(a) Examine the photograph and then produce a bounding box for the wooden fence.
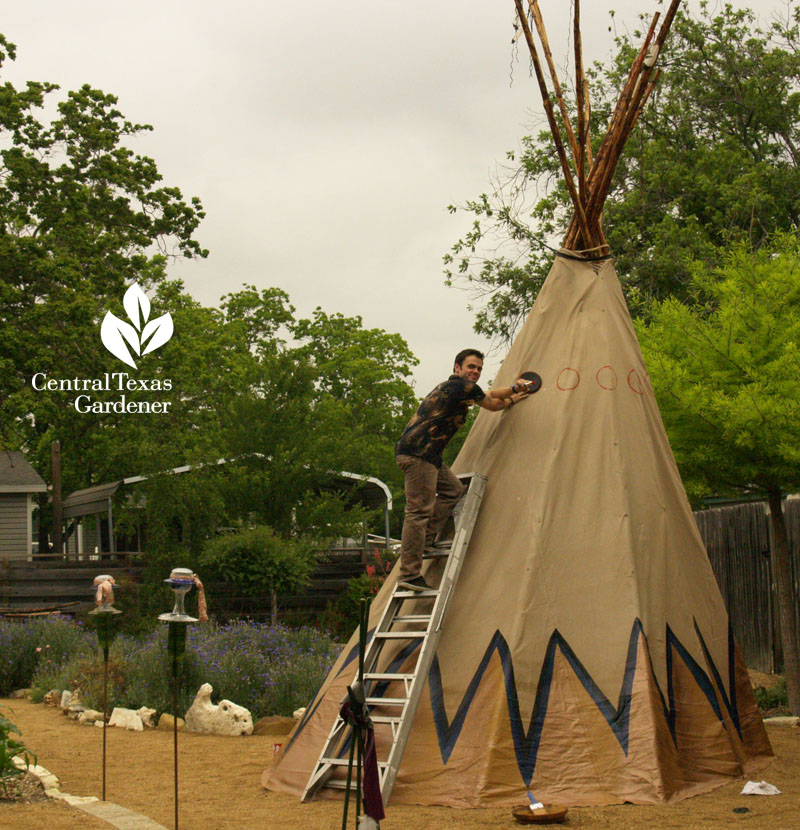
[0,551,376,621]
[694,497,800,674]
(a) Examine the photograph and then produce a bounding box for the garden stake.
[88,574,121,801]
[159,568,198,830]
[340,598,373,830]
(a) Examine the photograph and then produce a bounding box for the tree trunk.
[767,489,800,714]
[38,492,49,556]
[51,440,62,557]
[270,590,278,626]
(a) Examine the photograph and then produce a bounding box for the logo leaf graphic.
[140,313,174,356]
[123,283,150,332]
[100,283,174,367]
[101,312,141,368]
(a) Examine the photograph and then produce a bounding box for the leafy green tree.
[636,233,800,713]
[291,308,419,481]
[200,526,316,624]
[0,34,207,499]
[446,3,800,340]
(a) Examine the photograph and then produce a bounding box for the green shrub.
[201,526,316,622]
[0,707,36,794]
[753,678,789,712]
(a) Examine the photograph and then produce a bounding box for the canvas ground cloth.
[263,254,772,806]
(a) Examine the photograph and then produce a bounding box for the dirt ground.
[1,697,799,830]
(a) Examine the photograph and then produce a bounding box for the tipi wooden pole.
[573,0,588,199]
[655,0,682,49]
[587,12,658,185]
[527,0,582,172]
[562,13,660,249]
[569,0,682,250]
[582,21,667,231]
[630,70,661,132]
[588,71,660,246]
[513,0,595,248]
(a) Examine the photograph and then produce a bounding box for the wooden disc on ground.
[511,804,569,824]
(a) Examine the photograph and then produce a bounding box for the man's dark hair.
[454,348,484,368]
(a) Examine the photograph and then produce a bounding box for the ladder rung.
[321,758,388,768]
[422,551,450,559]
[374,631,426,639]
[394,589,438,598]
[364,672,415,681]
[371,715,403,724]
[393,614,431,623]
[366,697,407,706]
[326,779,364,791]
[321,765,385,790]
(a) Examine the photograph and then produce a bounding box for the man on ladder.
[395,348,534,592]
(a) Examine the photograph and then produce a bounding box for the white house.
[0,451,47,560]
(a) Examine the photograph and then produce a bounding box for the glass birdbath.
[159,568,198,830]
[88,574,121,801]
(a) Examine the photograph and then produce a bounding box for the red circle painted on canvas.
[557,368,580,391]
[627,369,644,395]
[596,365,618,390]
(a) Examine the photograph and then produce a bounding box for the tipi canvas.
[263,0,772,807]
[263,253,771,806]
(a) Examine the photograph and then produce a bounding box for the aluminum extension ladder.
[302,473,487,806]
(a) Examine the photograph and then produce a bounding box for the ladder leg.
[341,730,356,830]
[355,725,363,825]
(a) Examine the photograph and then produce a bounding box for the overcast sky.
[2,0,782,395]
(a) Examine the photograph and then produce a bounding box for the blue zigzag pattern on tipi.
[425,618,741,785]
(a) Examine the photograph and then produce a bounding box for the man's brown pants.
[396,454,465,580]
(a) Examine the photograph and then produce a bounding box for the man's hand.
[513,377,536,395]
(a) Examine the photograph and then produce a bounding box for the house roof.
[62,481,123,518]
[62,458,393,519]
[0,451,47,493]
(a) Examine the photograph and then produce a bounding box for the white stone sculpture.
[137,707,157,728]
[108,707,144,731]
[184,683,253,736]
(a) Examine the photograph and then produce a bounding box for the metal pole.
[102,648,108,800]
[172,669,179,830]
[90,576,120,803]
[159,569,198,830]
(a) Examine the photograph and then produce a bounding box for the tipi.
[264,0,772,806]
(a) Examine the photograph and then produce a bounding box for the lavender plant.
[3,617,341,720]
